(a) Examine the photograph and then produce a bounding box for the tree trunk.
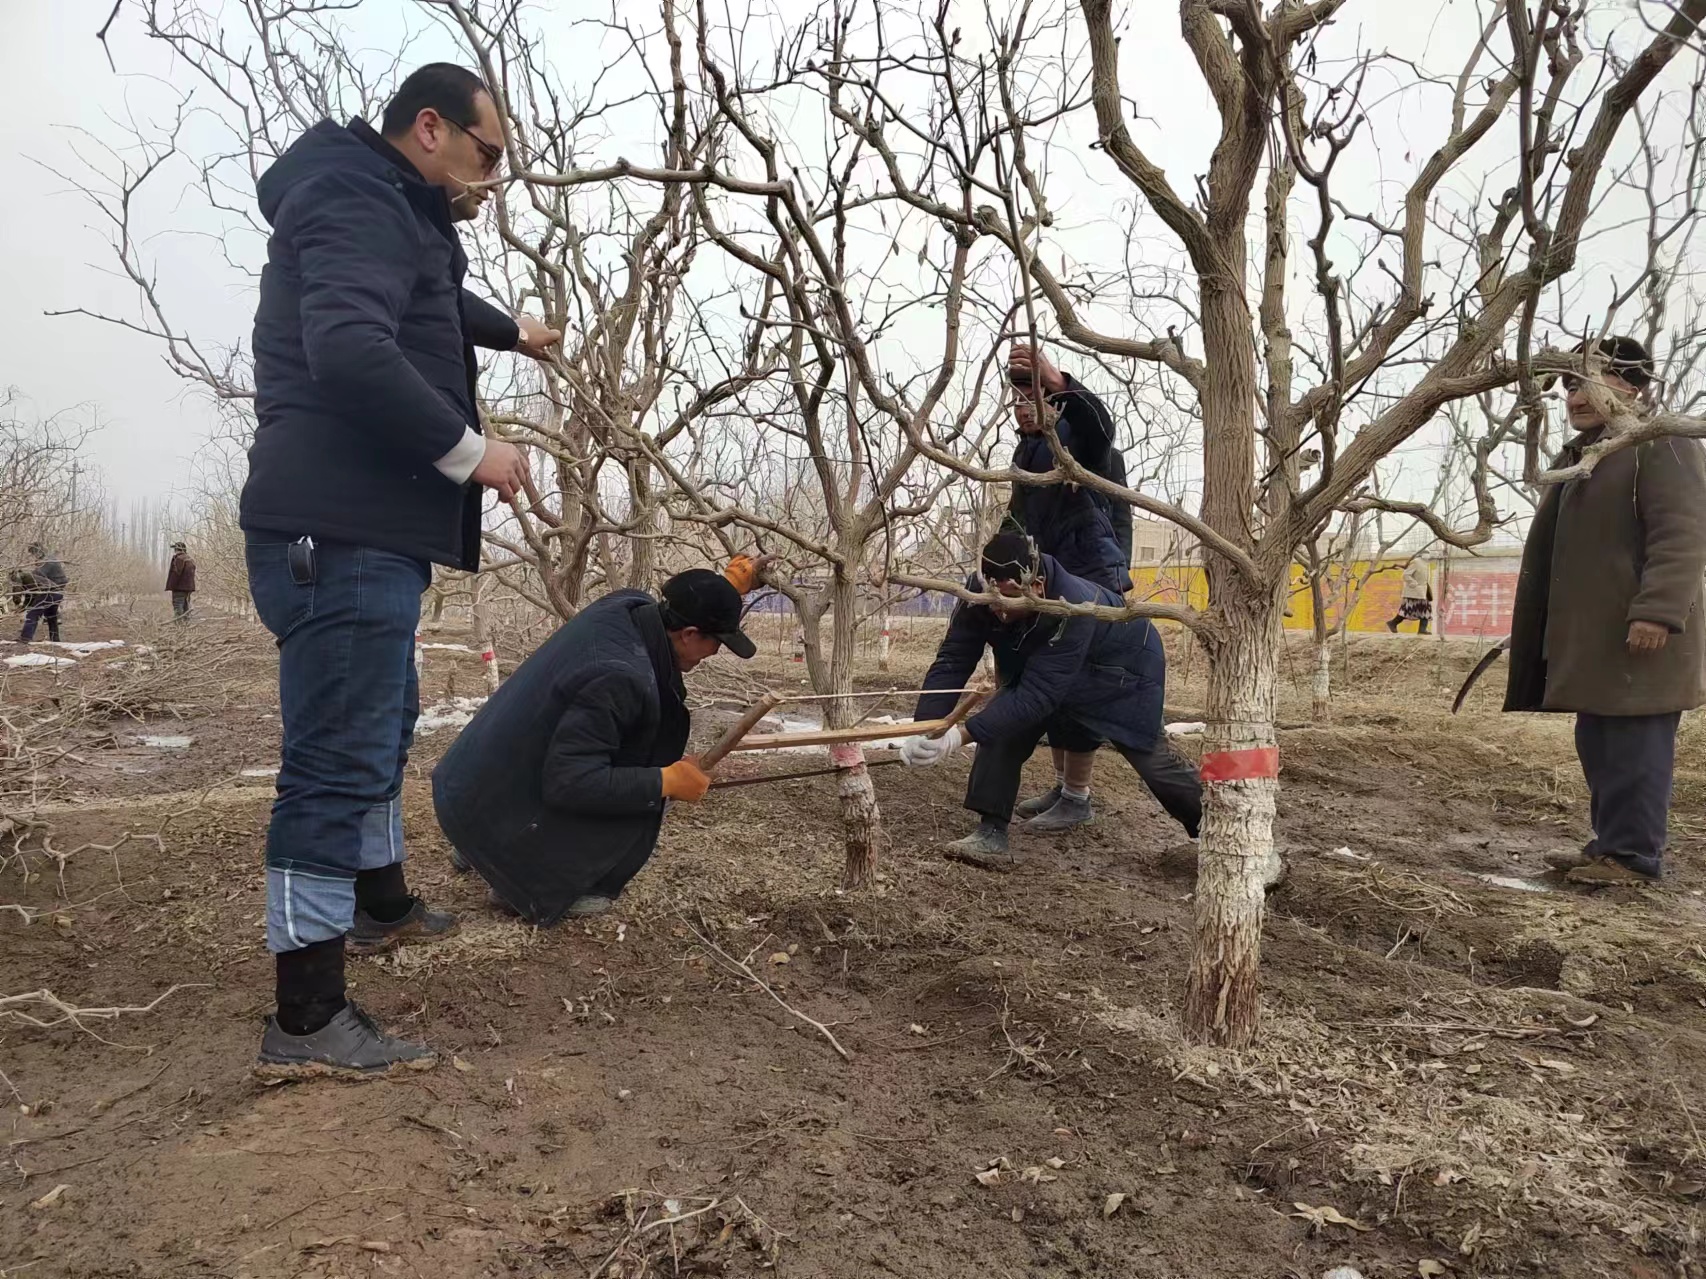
[877,606,892,672]
[472,596,501,695]
[1308,570,1331,724]
[1183,589,1284,1048]
[1311,636,1331,725]
[826,569,883,890]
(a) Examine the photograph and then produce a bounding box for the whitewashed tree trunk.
[877,607,892,672]
[1311,638,1332,726]
[471,597,501,694]
[1183,591,1284,1048]
[826,570,883,889]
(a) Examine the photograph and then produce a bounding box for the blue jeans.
[246,535,429,952]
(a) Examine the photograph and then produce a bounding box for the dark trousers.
[966,718,1202,837]
[172,591,192,619]
[246,535,429,952]
[1574,711,1680,877]
[19,593,61,642]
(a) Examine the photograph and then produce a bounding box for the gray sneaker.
[566,895,615,918]
[348,898,460,956]
[1014,784,1063,820]
[1025,793,1093,834]
[944,822,1020,872]
[254,1002,438,1081]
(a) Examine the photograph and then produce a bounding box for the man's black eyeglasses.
[444,117,504,175]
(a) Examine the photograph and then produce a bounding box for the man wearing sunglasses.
[1505,335,1706,886]
[245,63,562,1079]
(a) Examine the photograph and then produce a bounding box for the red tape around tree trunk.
[1198,746,1280,782]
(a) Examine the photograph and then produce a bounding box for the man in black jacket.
[1005,343,1134,836]
[247,64,562,1080]
[16,543,67,643]
[433,563,760,924]
[901,532,1200,871]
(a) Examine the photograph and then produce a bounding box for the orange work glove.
[723,554,760,594]
[660,758,711,802]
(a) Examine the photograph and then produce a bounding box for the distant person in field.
[16,543,67,643]
[1385,558,1432,635]
[433,557,765,923]
[1505,336,1706,886]
[165,541,196,621]
[1004,342,1134,837]
[900,531,1200,871]
[244,63,562,1080]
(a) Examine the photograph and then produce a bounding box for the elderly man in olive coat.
[1505,336,1706,884]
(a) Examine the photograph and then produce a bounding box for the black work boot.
[944,820,1019,871]
[1025,793,1093,834]
[1014,784,1063,820]
[566,895,615,918]
[255,1001,438,1080]
[348,897,460,955]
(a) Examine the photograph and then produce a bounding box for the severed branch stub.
[698,693,784,771]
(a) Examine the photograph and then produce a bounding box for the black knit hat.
[1547,334,1654,390]
[980,530,1041,585]
[660,569,757,659]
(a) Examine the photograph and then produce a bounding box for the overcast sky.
[1,0,1693,527]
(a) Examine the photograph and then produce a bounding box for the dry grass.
[1094,988,1696,1256]
[377,919,540,978]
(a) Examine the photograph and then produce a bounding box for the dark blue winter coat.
[432,591,690,926]
[246,118,521,569]
[1010,374,1131,591]
[914,555,1166,751]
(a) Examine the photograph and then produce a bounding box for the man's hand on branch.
[900,724,966,767]
[1008,342,1066,396]
[1628,620,1670,654]
[515,315,563,362]
[472,438,530,503]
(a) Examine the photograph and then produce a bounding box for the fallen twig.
[0,983,207,1045]
[683,918,851,1061]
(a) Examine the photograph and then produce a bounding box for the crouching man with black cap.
[901,531,1201,871]
[430,558,763,924]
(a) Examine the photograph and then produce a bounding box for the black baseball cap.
[660,569,757,659]
[981,529,1041,584]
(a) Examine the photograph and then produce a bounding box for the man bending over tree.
[899,531,1200,871]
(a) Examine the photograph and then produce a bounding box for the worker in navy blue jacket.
[901,531,1201,871]
[246,64,563,1081]
[1005,343,1136,837]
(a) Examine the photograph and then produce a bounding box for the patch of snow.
[415,696,488,734]
[1324,846,1372,864]
[1477,873,1552,894]
[5,653,76,668]
[241,766,280,778]
[1165,721,1207,736]
[419,642,473,653]
[45,640,125,654]
[139,735,194,749]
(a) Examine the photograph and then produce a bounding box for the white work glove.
[900,724,965,767]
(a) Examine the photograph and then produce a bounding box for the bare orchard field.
[3,606,1705,1279]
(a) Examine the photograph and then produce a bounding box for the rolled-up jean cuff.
[356,795,406,870]
[267,867,356,952]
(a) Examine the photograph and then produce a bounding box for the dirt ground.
[3,606,1705,1279]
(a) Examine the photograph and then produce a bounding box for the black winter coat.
[432,591,691,925]
[246,118,520,569]
[1009,375,1131,591]
[915,555,1166,751]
